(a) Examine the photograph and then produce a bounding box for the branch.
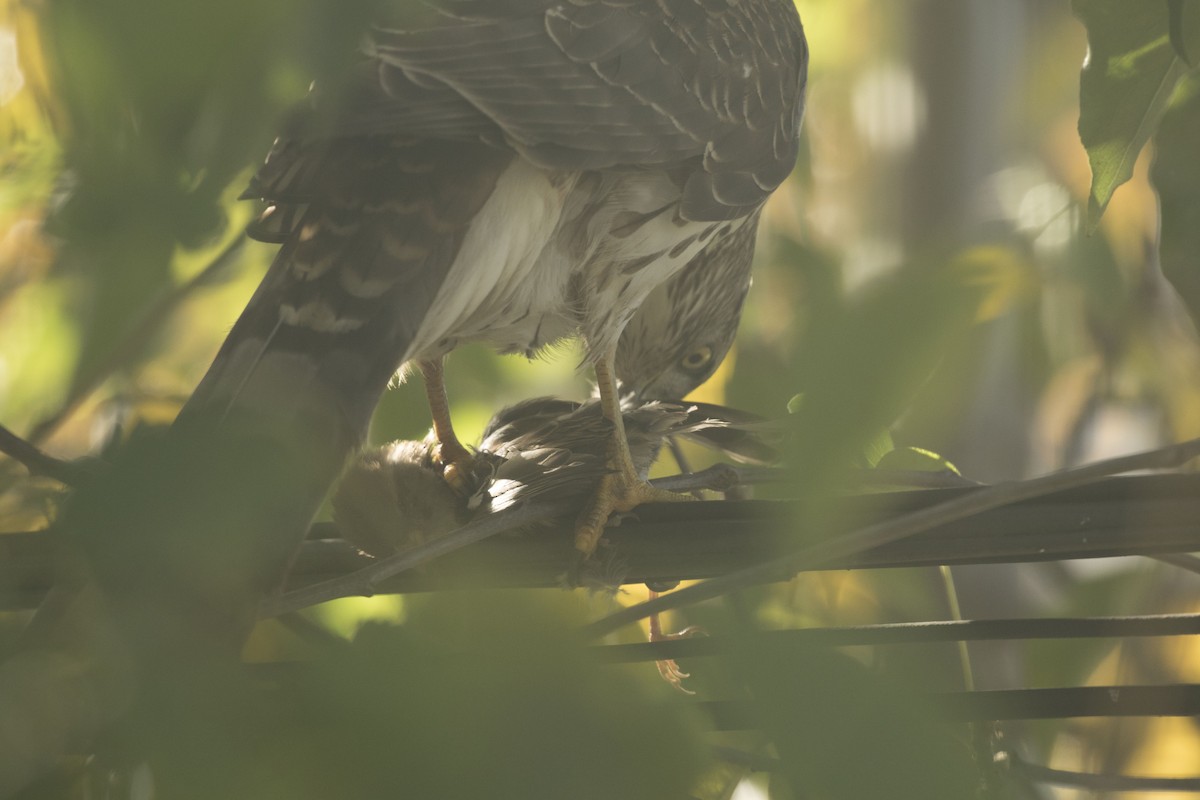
[0,423,85,485]
[700,684,1200,727]
[583,438,1200,639]
[589,614,1200,664]
[262,464,762,616]
[1007,752,1200,792]
[260,502,565,617]
[7,473,1200,614]
[258,471,1200,616]
[1155,552,1200,575]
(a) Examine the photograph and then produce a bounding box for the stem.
[0,423,85,485]
[583,438,1200,639]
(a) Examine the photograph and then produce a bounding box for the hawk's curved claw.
[438,447,496,507]
[657,658,693,693]
[573,472,693,562]
[573,349,697,566]
[651,623,708,695]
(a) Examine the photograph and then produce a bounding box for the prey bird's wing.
[674,401,784,466]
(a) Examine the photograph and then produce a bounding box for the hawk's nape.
[616,212,762,402]
[162,0,806,634]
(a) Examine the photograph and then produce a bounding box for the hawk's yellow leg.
[418,358,479,494]
[573,350,695,561]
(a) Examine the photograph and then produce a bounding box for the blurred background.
[2,0,1200,798]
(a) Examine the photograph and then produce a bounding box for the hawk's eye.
[680,346,714,373]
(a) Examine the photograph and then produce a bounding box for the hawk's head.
[616,215,759,401]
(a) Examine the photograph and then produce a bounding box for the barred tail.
[164,136,509,623]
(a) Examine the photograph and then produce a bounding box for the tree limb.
[583,438,1200,639]
[0,424,86,485]
[6,473,1200,614]
[700,684,1200,727]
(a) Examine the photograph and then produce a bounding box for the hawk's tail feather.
[167,136,511,616]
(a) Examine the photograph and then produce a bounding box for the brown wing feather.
[359,0,807,220]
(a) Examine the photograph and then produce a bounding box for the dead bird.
[333,397,775,558]
[334,396,774,693]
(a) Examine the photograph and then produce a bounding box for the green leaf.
[1152,79,1200,326]
[729,622,979,800]
[784,257,984,502]
[1073,0,1199,228]
[859,428,895,469]
[875,445,961,475]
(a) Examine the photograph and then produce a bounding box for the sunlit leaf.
[859,427,894,468]
[1073,0,1200,227]
[875,444,960,475]
[1152,79,1200,327]
[786,259,983,503]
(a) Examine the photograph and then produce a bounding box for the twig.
[849,469,982,490]
[700,684,1200,727]
[1008,751,1200,791]
[1155,552,1200,576]
[938,566,974,691]
[651,465,983,492]
[583,438,1200,639]
[666,435,705,499]
[0,423,85,485]
[589,614,1200,663]
[260,501,565,617]
[647,464,743,493]
[8,473,1200,612]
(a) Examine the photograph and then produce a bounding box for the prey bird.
[334,395,777,691]
[334,395,776,558]
[181,0,808,578]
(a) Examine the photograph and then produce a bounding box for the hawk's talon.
[573,472,693,561]
[649,594,707,694]
[441,458,470,494]
[652,626,707,693]
[434,446,496,503]
[657,659,694,694]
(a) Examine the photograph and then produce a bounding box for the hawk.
[183,0,808,567]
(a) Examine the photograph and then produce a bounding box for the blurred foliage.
[1074,0,1200,226]
[131,593,707,800]
[3,0,1200,798]
[1154,76,1200,325]
[725,598,979,800]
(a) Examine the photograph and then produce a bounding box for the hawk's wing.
[313,0,806,221]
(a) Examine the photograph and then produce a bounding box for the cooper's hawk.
[182,0,808,570]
